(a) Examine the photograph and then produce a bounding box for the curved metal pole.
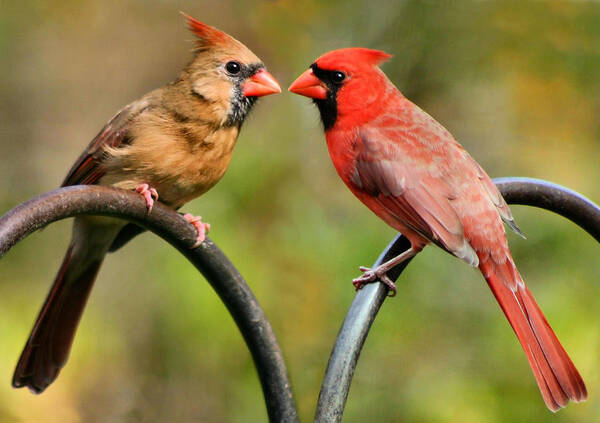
[0,185,299,423]
[494,177,600,242]
[314,177,600,422]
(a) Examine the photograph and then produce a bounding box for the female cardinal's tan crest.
[183,13,241,51]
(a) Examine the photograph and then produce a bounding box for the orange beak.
[288,68,328,100]
[242,69,281,97]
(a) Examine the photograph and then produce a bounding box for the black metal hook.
[0,185,300,423]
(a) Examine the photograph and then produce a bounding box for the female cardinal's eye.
[225,61,242,75]
[331,71,346,83]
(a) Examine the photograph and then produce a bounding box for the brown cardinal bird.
[289,48,586,411]
[12,15,280,393]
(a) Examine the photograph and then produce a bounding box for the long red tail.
[12,244,103,393]
[479,255,587,411]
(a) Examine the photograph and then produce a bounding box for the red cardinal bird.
[289,48,586,411]
[12,15,280,394]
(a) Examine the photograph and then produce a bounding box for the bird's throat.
[313,94,338,131]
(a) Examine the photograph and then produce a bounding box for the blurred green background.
[1,0,600,421]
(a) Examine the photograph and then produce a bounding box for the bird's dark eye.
[331,71,346,84]
[225,61,242,75]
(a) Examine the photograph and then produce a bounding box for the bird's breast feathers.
[100,114,239,207]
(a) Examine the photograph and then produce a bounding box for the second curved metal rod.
[0,185,299,423]
[314,177,600,422]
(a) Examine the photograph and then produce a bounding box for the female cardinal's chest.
[102,117,240,208]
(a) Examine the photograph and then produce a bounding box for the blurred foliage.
[1,0,600,421]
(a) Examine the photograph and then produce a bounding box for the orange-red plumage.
[289,47,586,411]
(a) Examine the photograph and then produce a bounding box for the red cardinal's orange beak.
[242,69,281,97]
[288,68,328,100]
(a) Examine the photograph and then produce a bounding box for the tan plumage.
[68,19,267,206]
[100,94,242,207]
[13,15,280,393]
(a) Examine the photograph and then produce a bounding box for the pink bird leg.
[352,247,417,296]
[135,183,159,213]
[183,213,211,247]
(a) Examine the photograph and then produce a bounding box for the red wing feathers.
[467,155,525,238]
[353,129,478,266]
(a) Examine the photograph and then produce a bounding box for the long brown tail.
[12,243,104,393]
[480,256,587,411]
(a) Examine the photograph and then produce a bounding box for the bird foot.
[135,183,159,213]
[352,266,397,297]
[183,214,210,248]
